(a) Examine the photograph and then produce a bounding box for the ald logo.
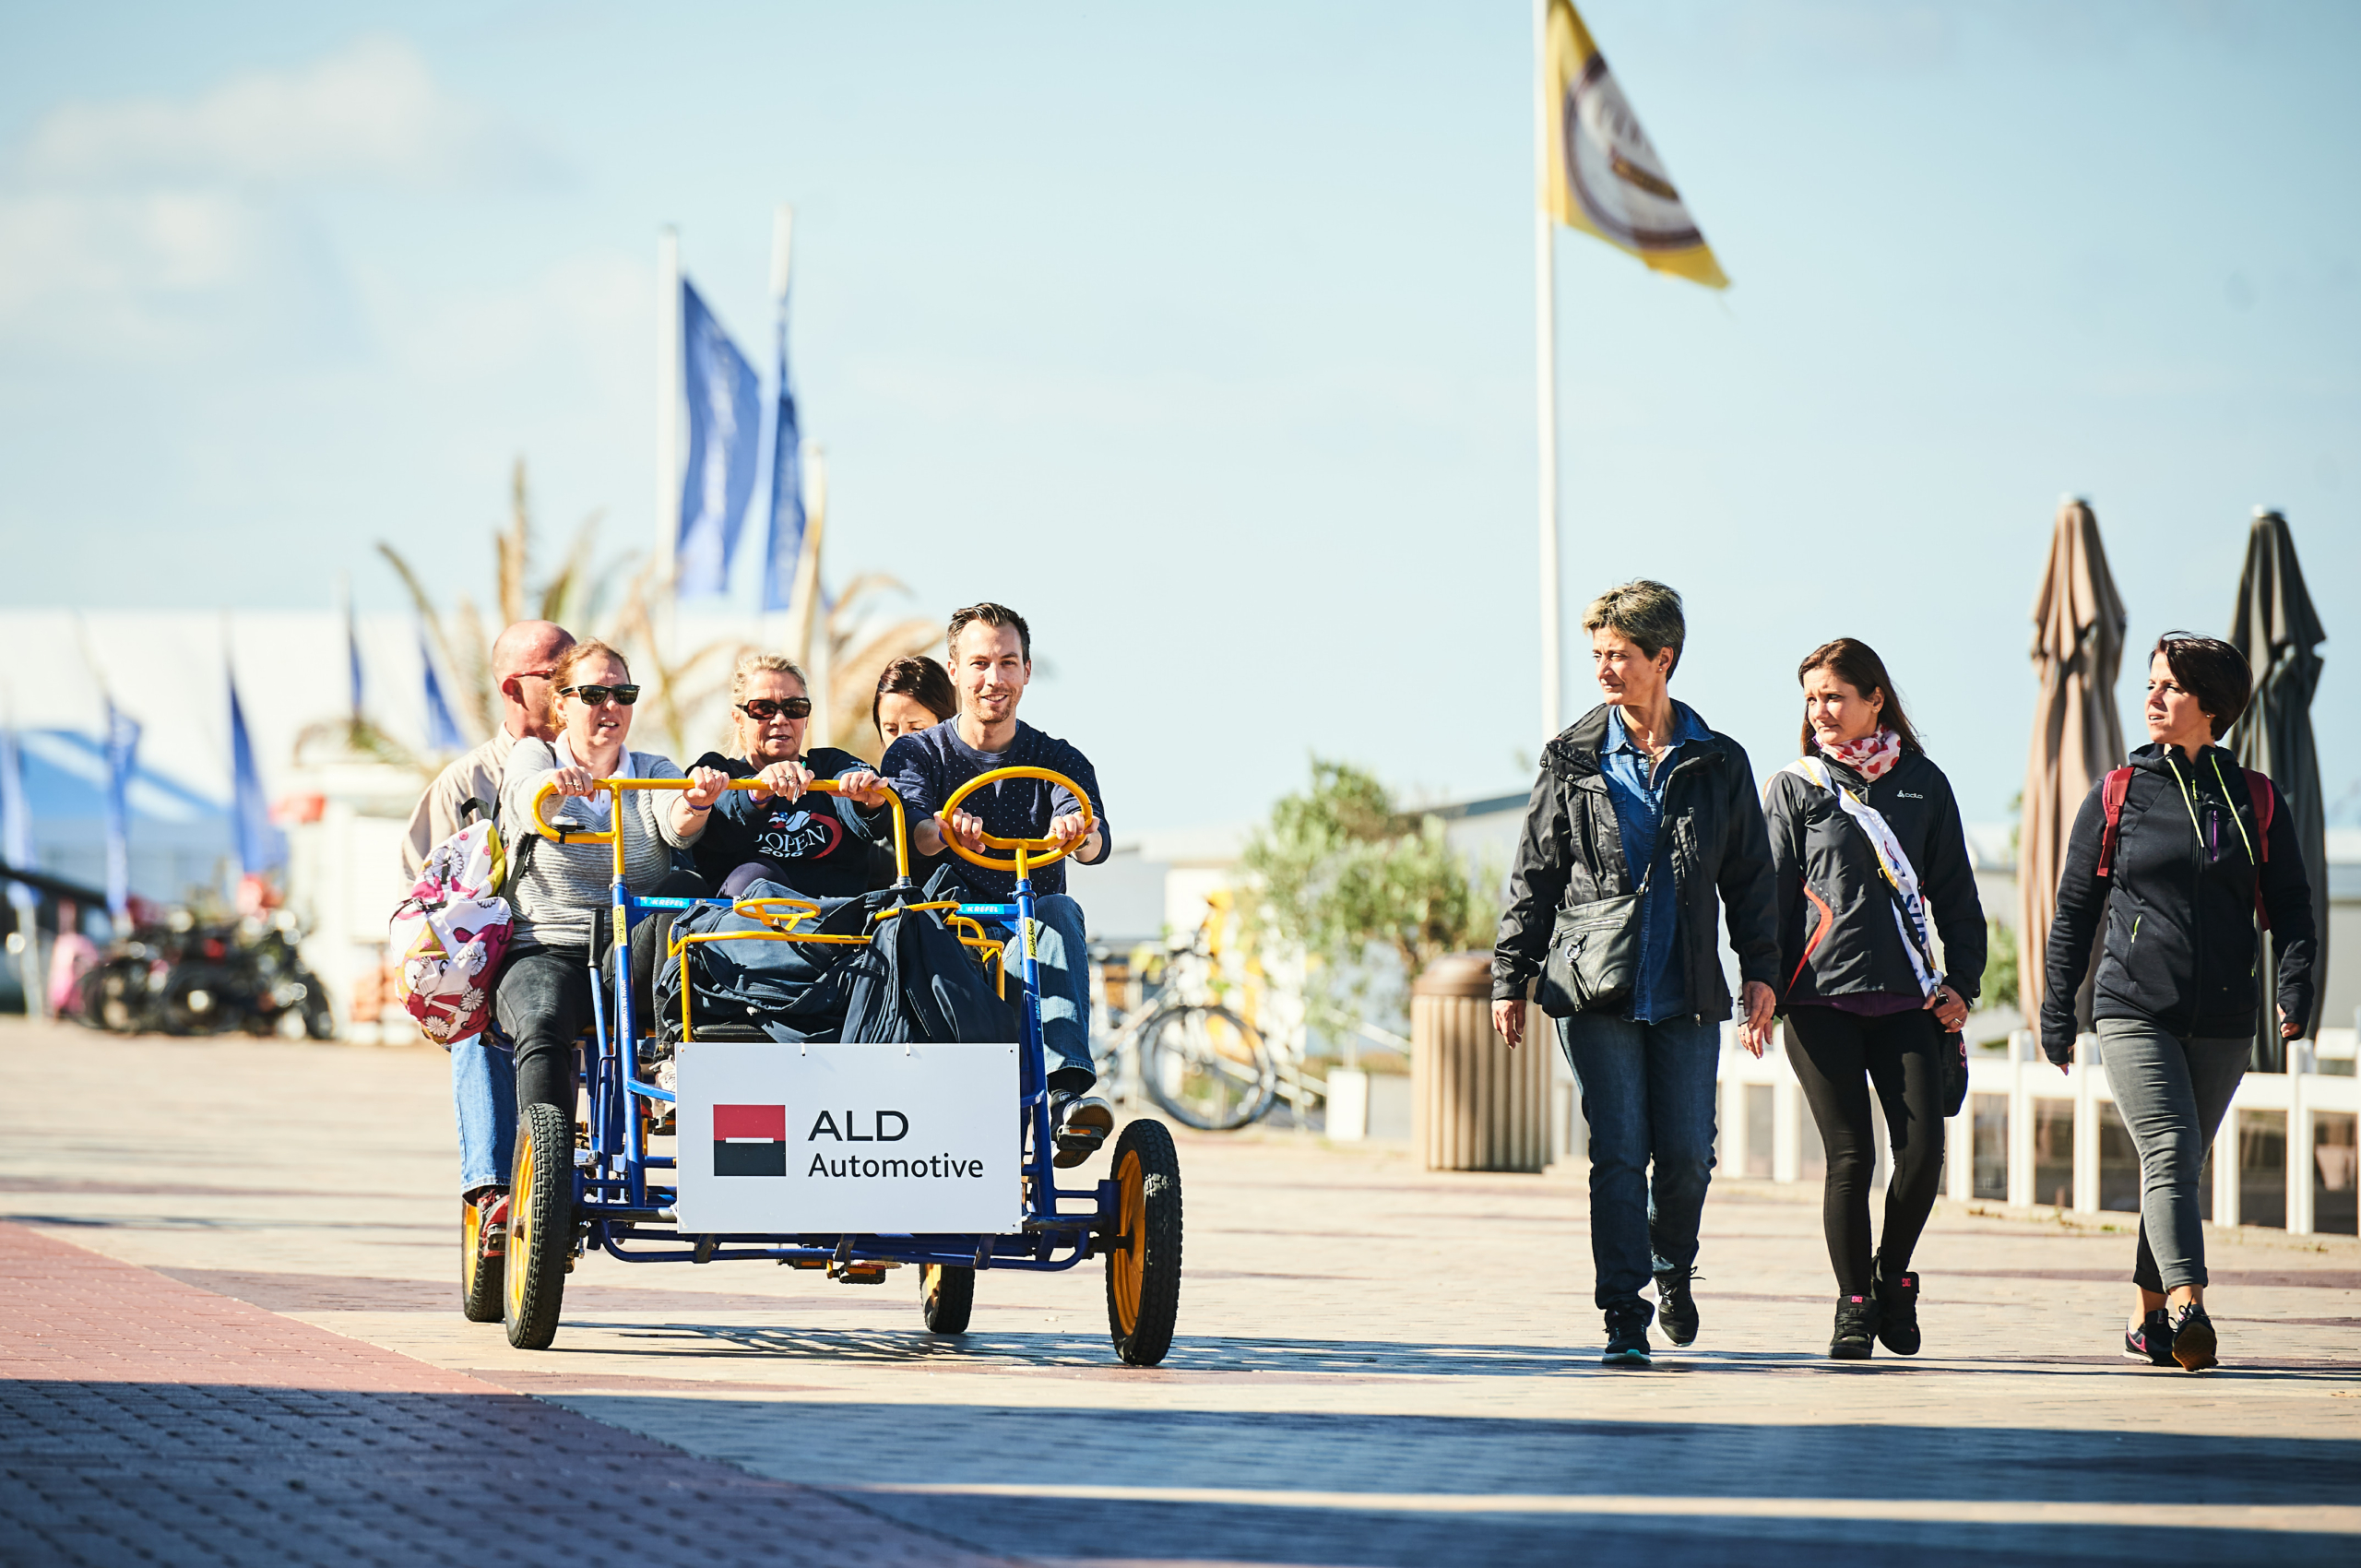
[713,1104,787,1177]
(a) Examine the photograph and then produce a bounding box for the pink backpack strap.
[2095,766,2134,878]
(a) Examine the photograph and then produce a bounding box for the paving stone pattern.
[2,1023,2356,1566]
[0,1221,1019,1568]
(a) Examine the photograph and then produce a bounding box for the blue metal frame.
[564,872,1117,1273]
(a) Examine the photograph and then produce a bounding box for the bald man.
[398,620,572,1234]
[400,620,575,874]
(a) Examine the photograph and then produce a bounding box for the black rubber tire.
[919,1263,975,1334]
[502,1101,572,1349]
[1141,1004,1276,1131]
[1104,1118,1182,1366]
[460,1196,504,1322]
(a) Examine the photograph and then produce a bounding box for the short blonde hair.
[729,651,808,706]
[1581,579,1686,677]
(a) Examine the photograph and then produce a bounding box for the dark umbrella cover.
[2226,507,2328,1072]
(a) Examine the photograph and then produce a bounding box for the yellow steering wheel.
[936,766,1095,876]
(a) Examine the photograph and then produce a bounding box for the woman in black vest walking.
[1764,639,1984,1360]
[2044,633,2316,1372]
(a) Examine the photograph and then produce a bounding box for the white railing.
[1700,1025,2360,1237]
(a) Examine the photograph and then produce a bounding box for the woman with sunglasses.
[496,640,727,1119]
[688,652,895,899]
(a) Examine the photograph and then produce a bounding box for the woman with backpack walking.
[1763,639,1984,1360]
[2044,633,2316,1372]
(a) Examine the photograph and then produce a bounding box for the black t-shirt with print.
[689,747,887,900]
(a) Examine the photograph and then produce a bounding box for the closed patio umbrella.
[2018,497,2128,1033]
[2227,506,2328,1072]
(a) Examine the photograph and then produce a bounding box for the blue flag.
[676,279,763,598]
[421,634,467,753]
[228,676,285,878]
[759,310,806,612]
[102,701,140,921]
[1,722,30,899]
[347,605,365,721]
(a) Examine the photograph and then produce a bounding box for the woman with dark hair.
[2045,632,2316,1372]
[1763,639,1984,1359]
[872,654,956,743]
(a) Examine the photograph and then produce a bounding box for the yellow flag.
[1541,0,1728,289]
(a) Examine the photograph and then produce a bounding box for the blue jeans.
[1002,894,1094,1087]
[450,1032,517,1194]
[1559,1012,1721,1318]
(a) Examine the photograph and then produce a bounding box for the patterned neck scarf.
[1821,726,1902,782]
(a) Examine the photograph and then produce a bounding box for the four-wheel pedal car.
[463,765,1182,1365]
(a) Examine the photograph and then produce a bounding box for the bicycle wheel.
[1141,1004,1275,1131]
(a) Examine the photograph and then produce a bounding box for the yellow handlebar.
[935,765,1096,877]
[528,773,912,885]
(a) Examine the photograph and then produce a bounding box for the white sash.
[1783,756,1942,997]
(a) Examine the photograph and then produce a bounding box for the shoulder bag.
[1785,758,1968,1116]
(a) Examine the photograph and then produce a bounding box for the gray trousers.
[2097,1016,2248,1292]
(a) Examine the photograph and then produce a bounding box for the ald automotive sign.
[674,1042,1021,1235]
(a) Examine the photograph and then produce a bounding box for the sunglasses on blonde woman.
[562,683,641,707]
[738,698,812,721]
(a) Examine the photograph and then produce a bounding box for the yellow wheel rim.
[462,1199,481,1294]
[1110,1148,1144,1336]
[504,1131,534,1324]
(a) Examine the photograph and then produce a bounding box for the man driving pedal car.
[883,601,1114,1168]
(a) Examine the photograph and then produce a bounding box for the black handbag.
[1940,1028,1969,1118]
[1536,865,1653,1019]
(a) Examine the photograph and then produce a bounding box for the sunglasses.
[738,697,813,721]
[562,683,641,707]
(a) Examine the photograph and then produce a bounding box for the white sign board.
[672,1041,1024,1237]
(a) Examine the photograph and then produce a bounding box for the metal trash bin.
[1412,952,1550,1172]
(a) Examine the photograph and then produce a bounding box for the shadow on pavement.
[547,1396,2361,1567]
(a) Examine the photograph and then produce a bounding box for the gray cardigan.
[500,739,702,948]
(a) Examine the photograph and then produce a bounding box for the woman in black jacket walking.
[1492,580,1781,1367]
[1764,639,1984,1360]
[2045,633,2316,1372]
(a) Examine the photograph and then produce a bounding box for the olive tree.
[1236,759,1497,1051]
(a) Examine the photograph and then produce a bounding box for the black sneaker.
[1653,1267,1699,1348]
[1874,1263,1921,1356]
[1602,1307,1653,1367]
[1050,1092,1114,1169]
[1830,1293,1879,1360]
[2168,1302,2218,1372]
[2124,1308,2175,1366]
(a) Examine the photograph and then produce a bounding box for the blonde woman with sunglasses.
[687,652,895,900]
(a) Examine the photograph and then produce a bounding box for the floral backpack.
[390,802,513,1043]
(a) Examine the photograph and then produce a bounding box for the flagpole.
[763,205,796,650]
[1533,0,1562,741]
[655,226,682,660]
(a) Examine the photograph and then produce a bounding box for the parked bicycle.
[1094,925,1277,1132]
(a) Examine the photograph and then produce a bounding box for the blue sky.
[2,1,2355,830]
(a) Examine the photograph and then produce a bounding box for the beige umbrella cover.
[2018,497,2129,1028]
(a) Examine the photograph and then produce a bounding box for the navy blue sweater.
[879,719,1109,902]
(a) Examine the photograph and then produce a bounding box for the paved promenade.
[3,1019,2355,1565]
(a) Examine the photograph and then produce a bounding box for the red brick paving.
[0,1221,1026,1567]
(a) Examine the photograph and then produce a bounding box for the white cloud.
[16,34,549,190]
[0,35,546,363]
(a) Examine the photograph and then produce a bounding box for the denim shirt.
[1599,702,1713,1023]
